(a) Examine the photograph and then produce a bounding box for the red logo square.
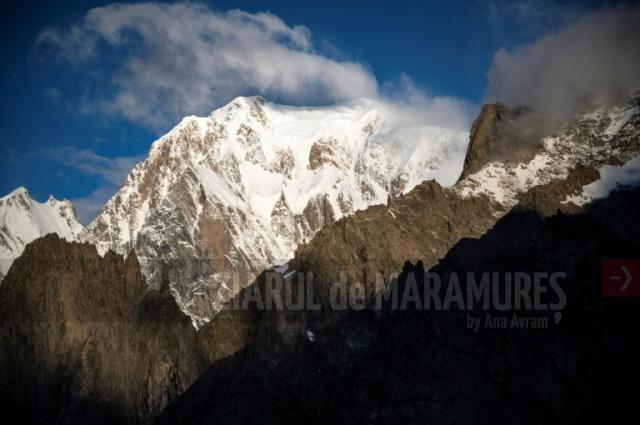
[602,259,640,297]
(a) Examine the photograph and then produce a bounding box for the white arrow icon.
[609,265,632,290]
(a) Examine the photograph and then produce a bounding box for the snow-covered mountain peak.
[84,96,469,324]
[0,188,83,280]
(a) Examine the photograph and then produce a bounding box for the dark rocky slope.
[156,187,640,425]
[0,235,254,424]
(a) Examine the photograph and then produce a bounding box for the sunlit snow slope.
[83,96,469,324]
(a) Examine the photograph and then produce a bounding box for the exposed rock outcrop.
[301,194,336,237]
[308,138,347,170]
[459,103,512,180]
[458,103,552,180]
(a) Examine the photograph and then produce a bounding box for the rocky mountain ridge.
[150,93,640,424]
[1,92,638,424]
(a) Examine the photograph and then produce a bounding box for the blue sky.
[0,0,626,222]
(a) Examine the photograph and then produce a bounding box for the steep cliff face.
[458,103,562,181]
[459,102,512,180]
[0,234,253,425]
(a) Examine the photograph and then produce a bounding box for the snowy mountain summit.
[83,96,469,324]
[0,187,83,280]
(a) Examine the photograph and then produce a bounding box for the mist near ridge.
[486,4,640,118]
[475,4,640,166]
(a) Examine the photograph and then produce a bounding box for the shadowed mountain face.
[155,188,640,425]
[290,179,500,298]
[0,235,255,425]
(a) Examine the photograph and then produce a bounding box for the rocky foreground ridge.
[0,235,253,424]
[157,186,640,425]
[160,91,640,424]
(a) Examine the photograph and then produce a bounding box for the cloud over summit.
[37,2,379,131]
[34,2,478,223]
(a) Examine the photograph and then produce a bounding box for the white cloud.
[382,74,476,131]
[37,2,476,134]
[36,2,378,131]
[486,4,640,117]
